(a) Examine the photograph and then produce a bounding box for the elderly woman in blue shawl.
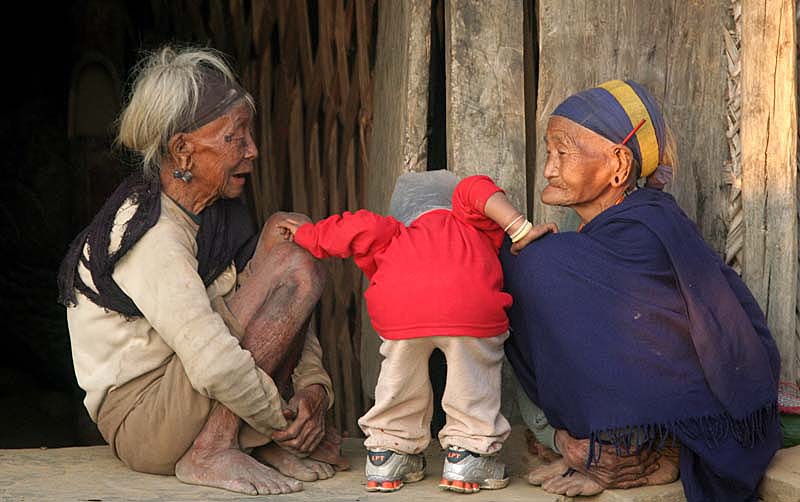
[502,80,781,501]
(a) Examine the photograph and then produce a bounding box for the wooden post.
[444,0,527,209]
[361,0,431,399]
[366,0,431,214]
[741,0,798,382]
[443,0,526,421]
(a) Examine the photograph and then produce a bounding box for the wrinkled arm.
[113,226,287,436]
[271,322,333,454]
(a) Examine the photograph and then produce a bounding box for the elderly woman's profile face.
[541,116,620,208]
[185,101,258,201]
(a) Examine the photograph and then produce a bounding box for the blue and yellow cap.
[551,79,665,178]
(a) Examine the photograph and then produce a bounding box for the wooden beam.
[444,0,526,210]
[366,0,431,214]
[361,0,431,399]
[741,0,798,382]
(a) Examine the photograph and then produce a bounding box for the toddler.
[277,171,556,493]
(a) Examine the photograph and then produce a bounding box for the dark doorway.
[0,0,253,448]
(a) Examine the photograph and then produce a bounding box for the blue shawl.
[502,188,781,501]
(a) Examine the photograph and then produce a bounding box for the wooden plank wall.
[741,0,797,383]
[148,0,378,434]
[532,0,798,383]
[532,0,730,252]
[444,0,527,208]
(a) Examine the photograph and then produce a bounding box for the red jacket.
[294,175,511,340]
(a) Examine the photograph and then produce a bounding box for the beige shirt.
[67,194,333,437]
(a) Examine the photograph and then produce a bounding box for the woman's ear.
[610,145,633,187]
[167,133,194,170]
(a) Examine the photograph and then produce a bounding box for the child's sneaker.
[365,449,426,492]
[439,446,509,493]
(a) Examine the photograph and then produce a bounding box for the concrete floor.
[1,425,798,502]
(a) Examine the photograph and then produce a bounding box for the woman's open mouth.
[231,172,250,182]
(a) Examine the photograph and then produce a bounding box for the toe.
[542,476,569,494]
[319,461,335,479]
[308,460,334,479]
[294,466,319,482]
[260,480,283,495]
[565,481,583,497]
[229,478,258,496]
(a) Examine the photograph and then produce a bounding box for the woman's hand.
[554,429,661,488]
[511,222,558,255]
[272,384,328,455]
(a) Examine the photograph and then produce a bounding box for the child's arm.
[452,175,557,255]
[483,191,558,255]
[274,210,403,278]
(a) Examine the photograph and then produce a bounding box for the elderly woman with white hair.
[58,45,345,495]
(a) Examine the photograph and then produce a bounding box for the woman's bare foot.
[528,458,604,497]
[541,468,604,497]
[254,443,335,481]
[529,448,679,495]
[307,425,350,470]
[175,446,303,495]
[527,458,569,485]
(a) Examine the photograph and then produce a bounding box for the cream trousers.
[359,333,511,455]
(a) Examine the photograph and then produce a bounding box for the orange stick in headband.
[621,118,646,145]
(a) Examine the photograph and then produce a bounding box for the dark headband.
[178,65,246,133]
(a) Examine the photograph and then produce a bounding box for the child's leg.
[359,337,436,454]
[437,333,511,454]
[434,333,511,493]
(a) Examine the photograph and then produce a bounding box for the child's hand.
[511,222,558,255]
[274,214,310,242]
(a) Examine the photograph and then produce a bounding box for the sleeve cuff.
[240,369,289,435]
[293,223,315,251]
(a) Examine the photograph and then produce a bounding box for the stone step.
[0,426,796,501]
[759,445,800,502]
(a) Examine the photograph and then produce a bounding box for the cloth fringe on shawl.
[586,394,778,467]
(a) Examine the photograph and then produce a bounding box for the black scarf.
[57,174,256,318]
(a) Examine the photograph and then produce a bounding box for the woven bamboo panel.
[724,0,743,275]
[155,0,377,435]
[246,0,375,435]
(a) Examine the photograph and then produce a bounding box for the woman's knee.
[270,242,326,299]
